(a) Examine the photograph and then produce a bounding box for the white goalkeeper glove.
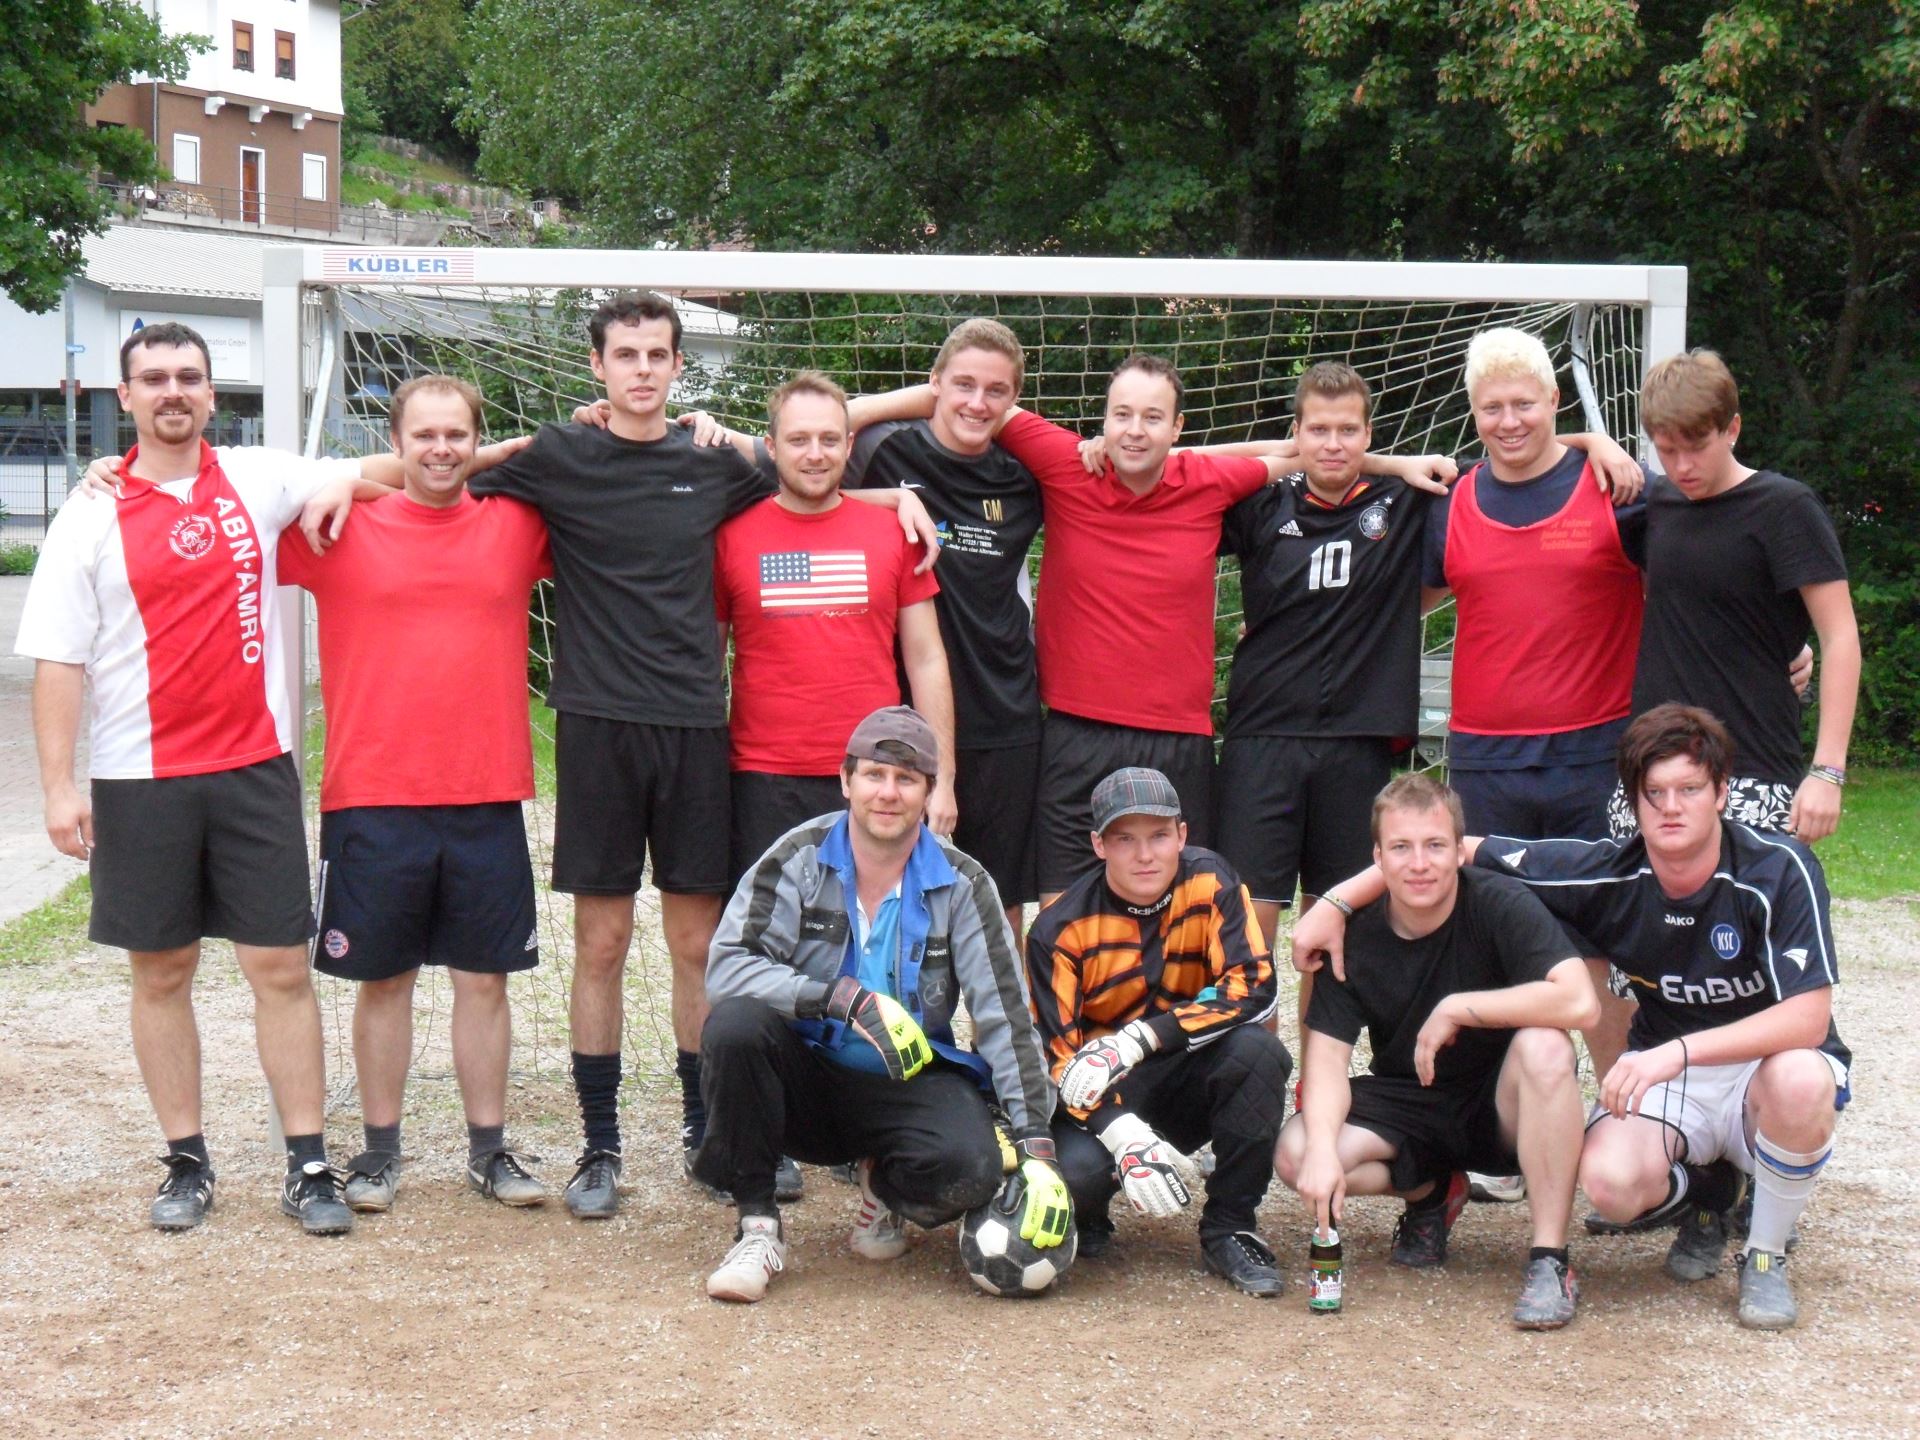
[1097,1111,1193,1218]
[1059,1019,1158,1111]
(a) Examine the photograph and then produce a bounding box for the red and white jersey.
[14,442,356,779]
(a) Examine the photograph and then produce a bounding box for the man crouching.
[693,706,1064,1302]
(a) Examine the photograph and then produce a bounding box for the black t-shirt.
[848,420,1043,747]
[470,421,772,725]
[1472,822,1848,1067]
[1221,474,1430,739]
[1305,866,1574,1084]
[1632,470,1847,786]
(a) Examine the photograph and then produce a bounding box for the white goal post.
[262,246,1686,1079]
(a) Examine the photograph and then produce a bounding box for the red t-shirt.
[1442,461,1643,735]
[276,491,552,810]
[998,410,1268,735]
[715,496,940,775]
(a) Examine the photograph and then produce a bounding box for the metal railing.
[98,180,453,246]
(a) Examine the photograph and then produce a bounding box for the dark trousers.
[694,995,1004,1223]
[1053,1025,1292,1240]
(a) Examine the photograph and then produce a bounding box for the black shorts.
[1215,735,1390,905]
[1345,1064,1517,1194]
[1037,711,1214,893]
[1450,759,1616,842]
[729,771,846,887]
[89,754,312,952]
[315,803,539,982]
[954,742,1039,906]
[552,713,730,895]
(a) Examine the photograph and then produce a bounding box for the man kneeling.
[1275,775,1599,1328]
[694,707,1063,1302]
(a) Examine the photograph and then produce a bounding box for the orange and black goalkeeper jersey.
[1025,847,1276,1110]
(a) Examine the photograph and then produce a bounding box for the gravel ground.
[1,897,1915,1439]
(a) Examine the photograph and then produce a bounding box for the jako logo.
[169,514,216,560]
[1664,913,1696,926]
[1710,923,1742,959]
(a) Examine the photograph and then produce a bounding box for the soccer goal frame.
[263,246,1685,1085]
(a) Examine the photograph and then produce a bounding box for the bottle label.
[1309,1262,1343,1310]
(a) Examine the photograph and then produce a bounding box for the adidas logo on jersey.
[524,927,538,952]
[1276,519,1303,537]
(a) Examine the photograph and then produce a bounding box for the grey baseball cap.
[1091,766,1183,833]
[845,706,940,777]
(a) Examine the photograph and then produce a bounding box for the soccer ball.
[958,1200,1077,1297]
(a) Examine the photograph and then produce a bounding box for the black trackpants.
[1053,1025,1292,1239]
[694,995,1005,1224]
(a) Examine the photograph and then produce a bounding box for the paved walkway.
[0,575,87,925]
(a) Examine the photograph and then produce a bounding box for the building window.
[172,134,201,184]
[302,154,326,201]
[276,32,296,80]
[234,22,253,70]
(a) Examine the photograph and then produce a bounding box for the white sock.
[1746,1130,1831,1256]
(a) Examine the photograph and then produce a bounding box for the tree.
[0,0,201,314]
[342,0,473,159]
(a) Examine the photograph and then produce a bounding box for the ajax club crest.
[168,514,217,560]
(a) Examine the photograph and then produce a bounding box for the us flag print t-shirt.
[713,495,938,776]
[15,443,357,778]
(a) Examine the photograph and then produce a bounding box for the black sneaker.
[468,1150,549,1207]
[1077,1214,1116,1261]
[150,1153,215,1231]
[1391,1171,1468,1268]
[343,1149,402,1213]
[774,1155,805,1203]
[1201,1230,1283,1297]
[280,1161,354,1236]
[1665,1202,1730,1282]
[565,1149,623,1219]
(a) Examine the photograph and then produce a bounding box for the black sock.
[364,1121,401,1157]
[285,1132,327,1172]
[167,1133,210,1166]
[1406,1175,1451,1211]
[467,1123,506,1165]
[572,1051,622,1155]
[1529,1246,1569,1267]
[676,1049,706,1146]
[1685,1160,1742,1214]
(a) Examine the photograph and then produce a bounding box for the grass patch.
[0,541,39,575]
[1820,768,1919,902]
[531,695,556,796]
[0,875,92,967]
[340,171,468,215]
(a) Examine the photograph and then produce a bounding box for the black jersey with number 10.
[1221,475,1433,739]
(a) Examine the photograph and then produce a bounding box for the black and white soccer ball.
[958,1200,1077,1297]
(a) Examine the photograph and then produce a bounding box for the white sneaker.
[1468,1172,1527,1203]
[706,1215,787,1303]
[849,1159,908,1260]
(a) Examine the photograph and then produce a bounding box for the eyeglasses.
[131,370,209,390]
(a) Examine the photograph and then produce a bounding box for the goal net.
[265,249,1685,1088]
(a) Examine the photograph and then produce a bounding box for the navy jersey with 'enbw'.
[849,420,1042,747]
[1220,474,1431,738]
[1472,823,1848,1067]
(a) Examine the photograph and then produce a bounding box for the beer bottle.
[1309,1226,1343,1313]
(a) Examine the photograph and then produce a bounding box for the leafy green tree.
[0,0,201,314]
[343,0,473,159]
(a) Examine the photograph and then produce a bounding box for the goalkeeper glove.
[1058,1019,1158,1110]
[826,976,933,1081]
[1098,1111,1193,1218]
[995,1136,1072,1250]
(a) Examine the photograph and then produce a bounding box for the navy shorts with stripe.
[315,802,539,982]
